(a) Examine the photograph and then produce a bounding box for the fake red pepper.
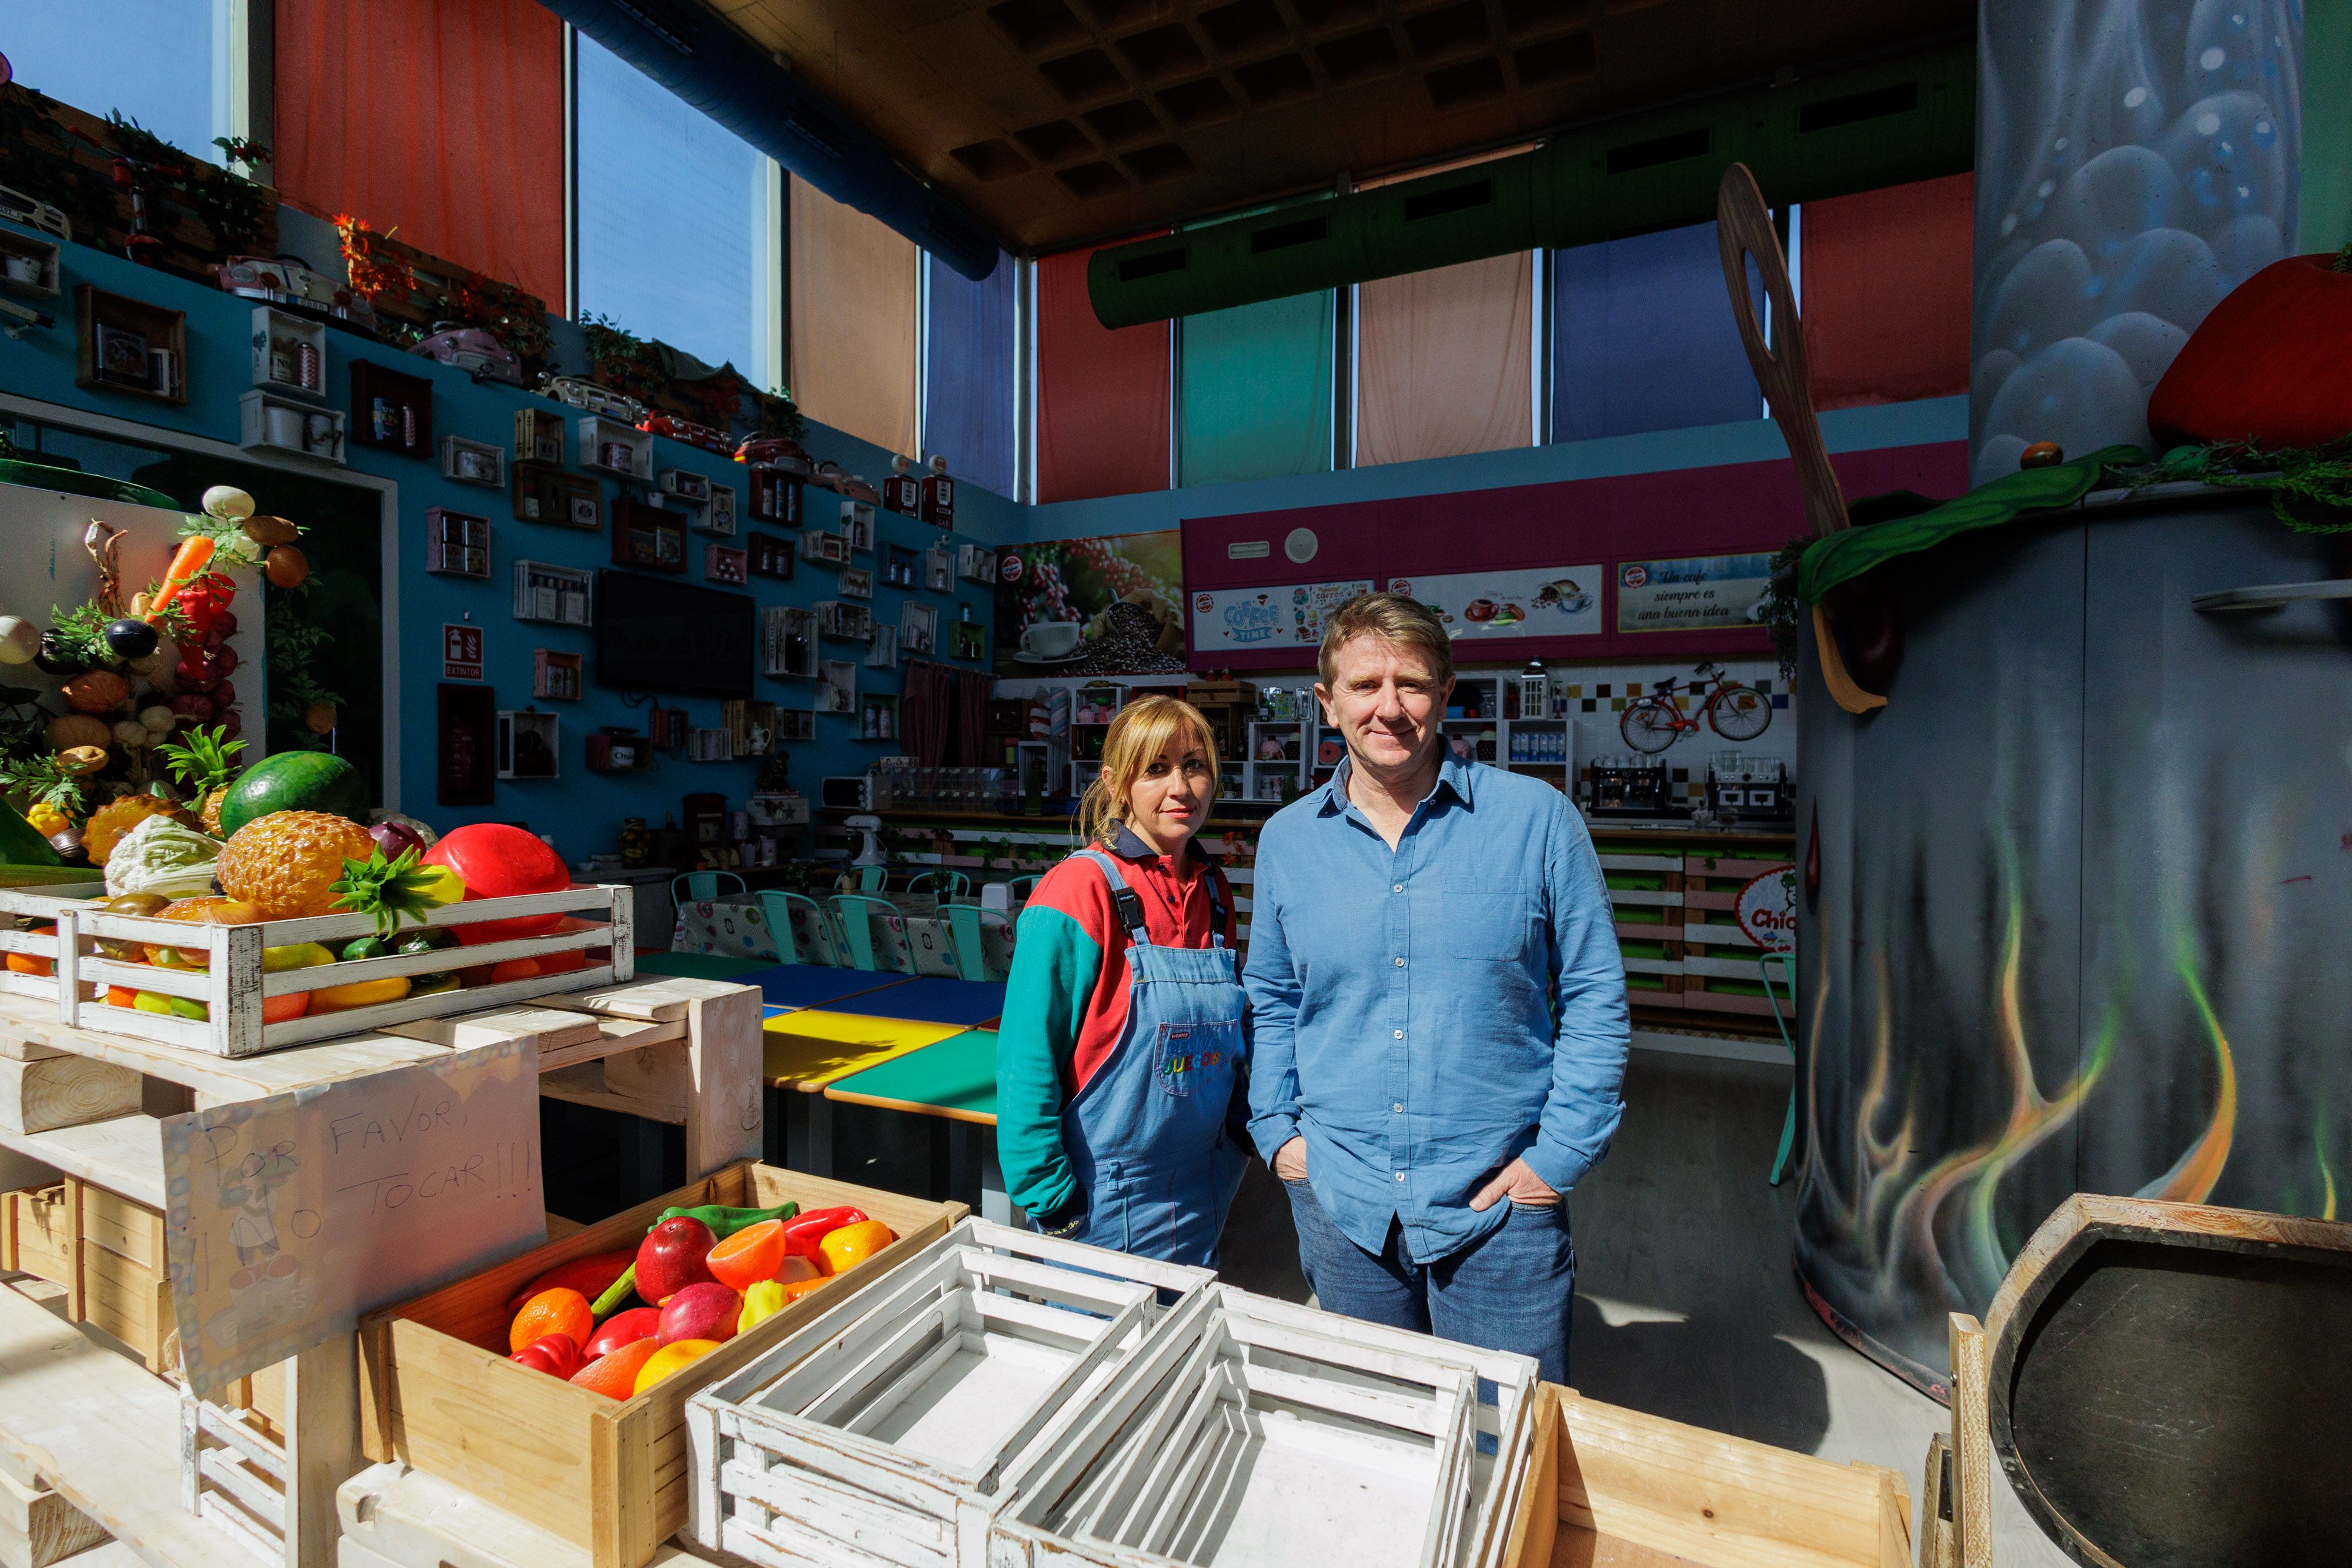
[783,1207,868,1261]
[506,1249,637,1313]
[510,1333,582,1379]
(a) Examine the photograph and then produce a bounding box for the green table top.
[634,951,775,981]
[821,1029,998,1125]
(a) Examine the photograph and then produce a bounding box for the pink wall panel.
[1182,440,1968,668]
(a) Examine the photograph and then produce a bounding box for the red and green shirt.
[993,827,1237,1219]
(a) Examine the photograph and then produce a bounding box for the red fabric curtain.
[1037,242,1170,503]
[274,0,566,307]
[1800,173,1974,412]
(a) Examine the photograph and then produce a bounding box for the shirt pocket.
[1435,892,1531,962]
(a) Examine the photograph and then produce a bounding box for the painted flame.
[2136,934,2236,1204]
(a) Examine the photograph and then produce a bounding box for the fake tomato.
[422,825,572,944]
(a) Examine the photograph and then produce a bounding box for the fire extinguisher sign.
[443,624,483,680]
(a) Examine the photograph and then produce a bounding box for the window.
[2,0,233,162]
[574,34,776,381]
[1550,222,1763,443]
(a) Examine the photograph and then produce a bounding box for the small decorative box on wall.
[425,508,491,580]
[858,693,899,741]
[659,469,711,506]
[238,390,345,464]
[800,530,848,567]
[950,616,985,662]
[611,499,687,573]
[816,600,873,641]
[747,467,801,526]
[925,545,953,594]
[900,600,938,655]
[882,544,917,590]
[495,709,561,779]
[776,709,816,743]
[747,533,795,580]
[761,606,817,677]
[706,543,748,586]
[514,407,565,465]
[513,560,594,627]
[75,286,187,405]
[957,544,997,584]
[704,482,738,537]
[513,463,600,530]
[249,306,325,399]
[350,360,432,456]
[442,434,506,488]
[533,649,583,701]
[837,566,873,601]
[580,416,651,479]
[838,501,876,553]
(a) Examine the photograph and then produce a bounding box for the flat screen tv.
[594,571,754,697]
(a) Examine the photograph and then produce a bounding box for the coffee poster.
[994,530,1187,676]
[1190,580,1375,657]
[1614,554,1776,633]
[1387,566,1603,643]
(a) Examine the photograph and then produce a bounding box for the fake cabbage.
[103,814,223,899]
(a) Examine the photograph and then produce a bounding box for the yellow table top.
[760,1008,967,1093]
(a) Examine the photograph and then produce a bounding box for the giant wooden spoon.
[1715,162,1887,715]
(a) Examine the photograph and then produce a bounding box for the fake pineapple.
[216,811,374,920]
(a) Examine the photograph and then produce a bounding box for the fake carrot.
[147,536,216,621]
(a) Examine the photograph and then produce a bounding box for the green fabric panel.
[1178,290,1334,487]
[1799,445,2147,601]
[993,904,1103,1219]
[2304,2,2352,254]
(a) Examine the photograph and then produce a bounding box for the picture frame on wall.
[424,507,490,580]
[533,648,582,701]
[440,434,506,489]
[837,565,873,600]
[924,544,953,594]
[900,599,937,655]
[747,533,795,580]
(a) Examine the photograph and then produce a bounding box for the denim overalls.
[1054,848,1249,1268]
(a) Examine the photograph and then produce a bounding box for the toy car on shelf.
[410,322,524,385]
[0,185,69,242]
[215,254,378,332]
[639,411,733,454]
[808,462,879,502]
[543,376,647,423]
[734,434,813,476]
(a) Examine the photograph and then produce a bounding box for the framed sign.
[1615,554,1775,634]
[1387,566,1601,642]
[442,623,482,680]
[1735,864,1797,952]
[1190,580,1372,655]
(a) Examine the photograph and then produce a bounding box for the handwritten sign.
[161,1040,546,1400]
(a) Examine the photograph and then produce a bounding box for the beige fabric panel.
[1355,250,1534,468]
[790,176,919,457]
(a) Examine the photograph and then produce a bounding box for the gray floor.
[1212,1048,2069,1565]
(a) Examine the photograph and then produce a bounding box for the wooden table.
[822,1029,1014,1223]
[758,1010,965,1177]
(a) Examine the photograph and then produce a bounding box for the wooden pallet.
[0,1465,111,1568]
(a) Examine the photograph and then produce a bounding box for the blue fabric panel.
[1550,222,1763,443]
[924,254,1017,497]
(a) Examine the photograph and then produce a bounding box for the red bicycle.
[1619,662,1772,753]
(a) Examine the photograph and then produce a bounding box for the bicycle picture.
[1619,662,1772,753]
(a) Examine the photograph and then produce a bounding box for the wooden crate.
[1503,1385,1910,1568]
[76,1178,173,1373]
[0,1466,110,1568]
[687,1219,1212,1568]
[359,1163,965,1568]
[0,1185,73,1289]
[45,882,635,1058]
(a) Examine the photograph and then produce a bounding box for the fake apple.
[634,1215,717,1305]
[582,1307,662,1360]
[656,1282,743,1347]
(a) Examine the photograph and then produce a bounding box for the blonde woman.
[995,694,1248,1266]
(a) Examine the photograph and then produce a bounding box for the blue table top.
[823,975,1007,1028]
[727,964,914,1011]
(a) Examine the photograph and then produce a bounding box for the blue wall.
[0,219,1019,861]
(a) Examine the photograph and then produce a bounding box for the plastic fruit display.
[421,824,572,944]
[512,1334,582,1379]
[582,1307,661,1360]
[216,750,370,837]
[216,811,375,920]
[655,1282,742,1346]
[634,1216,717,1304]
[143,897,265,967]
[704,1219,789,1292]
[570,1338,663,1400]
[81,794,199,866]
[155,724,245,834]
[631,1339,720,1396]
[509,1287,596,1355]
[818,1220,897,1276]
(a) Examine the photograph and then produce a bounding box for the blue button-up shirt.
[1243,754,1629,1263]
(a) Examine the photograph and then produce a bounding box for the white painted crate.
[993,1285,1540,1568]
[0,882,108,1004]
[34,883,634,1057]
[686,1218,1211,1568]
[179,1386,285,1565]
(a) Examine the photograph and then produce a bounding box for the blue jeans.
[1283,1176,1575,1384]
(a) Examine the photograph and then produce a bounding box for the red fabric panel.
[1802,173,1974,412]
[1037,243,1170,503]
[275,0,565,308]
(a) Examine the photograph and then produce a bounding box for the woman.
[995,694,1248,1266]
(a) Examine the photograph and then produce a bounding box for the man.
[1244,592,1628,1382]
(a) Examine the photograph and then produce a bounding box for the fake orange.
[632,1338,720,1395]
[817,1220,896,1276]
[704,1220,788,1293]
[569,1338,662,1400]
[509,1286,594,1355]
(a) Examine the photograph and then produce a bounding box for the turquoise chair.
[671,869,747,906]
[1004,874,1041,904]
[833,866,888,894]
[1756,950,1799,1186]
[757,889,840,967]
[830,892,910,973]
[909,870,972,901]
[944,904,1015,982]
